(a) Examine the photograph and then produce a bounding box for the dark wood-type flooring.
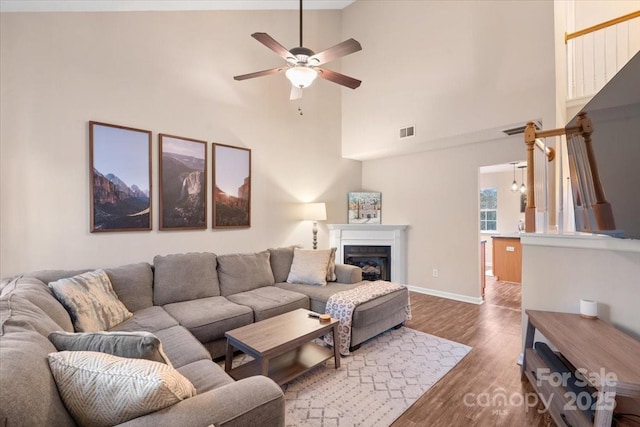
[391,276,554,427]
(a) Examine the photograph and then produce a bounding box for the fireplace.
[344,245,391,281]
[328,224,407,284]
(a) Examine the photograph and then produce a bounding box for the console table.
[522,310,640,427]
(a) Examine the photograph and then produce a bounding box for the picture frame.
[89,121,152,232]
[159,134,207,230]
[212,143,251,228]
[348,192,381,224]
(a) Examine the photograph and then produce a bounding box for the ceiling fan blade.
[309,38,362,65]
[317,68,361,89]
[290,86,303,101]
[234,67,285,81]
[251,32,296,61]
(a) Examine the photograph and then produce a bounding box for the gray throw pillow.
[48,330,172,366]
[49,269,132,332]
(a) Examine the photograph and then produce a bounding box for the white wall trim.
[521,232,640,253]
[407,285,484,305]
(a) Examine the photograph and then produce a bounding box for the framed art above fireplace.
[348,192,381,224]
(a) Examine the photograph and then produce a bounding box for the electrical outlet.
[432,268,439,278]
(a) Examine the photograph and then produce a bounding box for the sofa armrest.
[335,264,362,284]
[118,376,284,427]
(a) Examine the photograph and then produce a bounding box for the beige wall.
[522,238,640,340]
[362,138,527,301]
[0,10,362,277]
[341,0,556,161]
[345,0,556,300]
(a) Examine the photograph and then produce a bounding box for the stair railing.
[566,10,640,100]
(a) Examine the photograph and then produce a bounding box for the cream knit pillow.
[49,269,132,332]
[286,248,332,286]
[48,351,196,427]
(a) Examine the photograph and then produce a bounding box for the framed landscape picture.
[89,121,152,232]
[212,143,251,228]
[159,134,207,230]
[348,192,381,224]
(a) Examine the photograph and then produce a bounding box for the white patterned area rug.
[227,327,471,427]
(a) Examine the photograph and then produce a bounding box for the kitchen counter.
[491,235,522,283]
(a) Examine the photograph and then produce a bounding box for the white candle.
[580,299,598,319]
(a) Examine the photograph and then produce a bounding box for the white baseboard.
[406,285,484,305]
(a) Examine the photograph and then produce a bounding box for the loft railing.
[566,10,640,100]
[523,114,615,234]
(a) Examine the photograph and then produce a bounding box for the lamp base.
[312,221,318,250]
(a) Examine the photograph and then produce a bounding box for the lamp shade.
[286,66,319,88]
[302,202,327,221]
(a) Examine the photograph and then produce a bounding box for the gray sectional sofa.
[0,246,409,426]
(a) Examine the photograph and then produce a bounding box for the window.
[480,188,497,231]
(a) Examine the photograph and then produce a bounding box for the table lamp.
[302,203,327,250]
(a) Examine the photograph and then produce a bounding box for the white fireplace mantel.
[328,224,408,284]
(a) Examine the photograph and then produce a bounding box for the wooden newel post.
[524,122,537,232]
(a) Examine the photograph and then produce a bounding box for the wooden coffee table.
[224,308,340,385]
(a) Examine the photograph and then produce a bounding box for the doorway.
[478,162,526,303]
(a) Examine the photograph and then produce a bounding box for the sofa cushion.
[1,292,72,337]
[105,262,154,312]
[217,251,275,297]
[1,276,73,332]
[109,306,179,333]
[177,359,234,394]
[153,252,220,306]
[152,325,213,368]
[48,269,132,332]
[163,296,253,343]
[0,328,76,427]
[286,248,332,286]
[276,282,362,313]
[48,351,196,427]
[226,287,309,321]
[49,330,171,365]
[268,246,296,283]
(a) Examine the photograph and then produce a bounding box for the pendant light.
[519,165,527,194]
[510,162,518,192]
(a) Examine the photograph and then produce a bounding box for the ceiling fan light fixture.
[286,66,318,88]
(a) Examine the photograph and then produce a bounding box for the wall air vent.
[399,125,415,139]
[502,121,541,136]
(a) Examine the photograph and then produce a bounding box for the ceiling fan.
[233,0,362,100]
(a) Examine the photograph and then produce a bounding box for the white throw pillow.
[48,351,196,427]
[287,248,332,286]
[49,269,132,332]
[326,247,337,282]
